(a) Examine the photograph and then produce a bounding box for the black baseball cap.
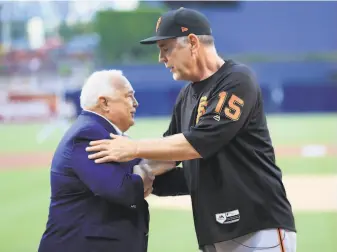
[140,7,212,45]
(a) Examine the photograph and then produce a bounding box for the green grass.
[277,157,337,174]
[0,123,63,153]
[267,114,337,145]
[0,169,336,252]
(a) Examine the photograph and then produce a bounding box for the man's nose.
[133,97,139,108]
[159,52,167,63]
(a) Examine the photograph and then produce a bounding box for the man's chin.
[172,72,181,81]
[173,72,189,82]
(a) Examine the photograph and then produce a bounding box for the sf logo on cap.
[156,17,161,32]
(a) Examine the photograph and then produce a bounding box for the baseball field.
[1,113,336,252]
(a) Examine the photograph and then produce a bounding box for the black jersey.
[164,59,296,246]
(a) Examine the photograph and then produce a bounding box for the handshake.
[133,160,176,198]
[133,163,155,198]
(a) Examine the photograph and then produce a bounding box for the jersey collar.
[190,59,232,97]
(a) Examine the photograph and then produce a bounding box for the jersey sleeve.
[183,72,258,159]
[152,167,189,196]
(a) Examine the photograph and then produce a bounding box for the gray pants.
[201,229,296,252]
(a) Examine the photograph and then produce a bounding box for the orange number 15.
[214,91,244,121]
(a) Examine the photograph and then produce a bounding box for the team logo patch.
[216,209,240,224]
[196,96,208,124]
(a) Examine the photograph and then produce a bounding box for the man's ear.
[187,34,199,53]
[98,97,109,111]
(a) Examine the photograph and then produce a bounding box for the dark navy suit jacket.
[38,110,149,252]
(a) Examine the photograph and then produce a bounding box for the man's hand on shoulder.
[86,133,138,163]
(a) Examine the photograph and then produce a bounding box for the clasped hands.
[133,163,155,198]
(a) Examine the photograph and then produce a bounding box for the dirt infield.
[0,145,336,212]
[0,152,53,170]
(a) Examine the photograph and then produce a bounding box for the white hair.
[177,35,214,46]
[80,69,127,109]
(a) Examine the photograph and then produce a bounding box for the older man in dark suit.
[38,70,158,252]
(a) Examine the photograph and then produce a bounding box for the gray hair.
[80,69,128,109]
[176,35,214,46]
